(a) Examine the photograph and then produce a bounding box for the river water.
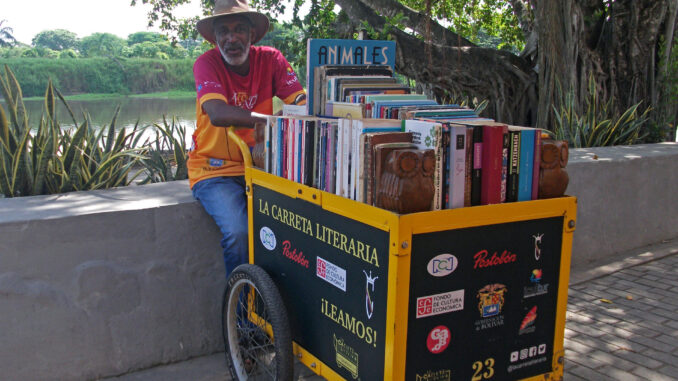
[1,96,198,146]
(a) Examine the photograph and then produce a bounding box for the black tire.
[222,264,293,381]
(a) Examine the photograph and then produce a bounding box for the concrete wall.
[567,142,678,265]
[0,143,676,380]
[0,182,225,381]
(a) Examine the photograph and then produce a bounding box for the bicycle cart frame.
[230,129,577,381]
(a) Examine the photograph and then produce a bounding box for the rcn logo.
[427,254,458,277]
[259,226,276,251]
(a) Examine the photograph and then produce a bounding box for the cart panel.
[251,184,390,381]
[405,217,564,381]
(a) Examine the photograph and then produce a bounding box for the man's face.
[213,15,256,67]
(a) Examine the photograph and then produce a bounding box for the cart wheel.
[222,264,293,381]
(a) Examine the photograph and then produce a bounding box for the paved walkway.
[104,241,678,381]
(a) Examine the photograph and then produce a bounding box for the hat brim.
[197,11,269,45]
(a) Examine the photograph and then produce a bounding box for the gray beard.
[219,43,250,67]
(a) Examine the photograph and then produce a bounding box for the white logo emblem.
[533,234,544,260]
[363,270,378,319]
[259,226,276,250]
[427,254,458,277]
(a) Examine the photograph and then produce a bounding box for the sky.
[3,0,205,45]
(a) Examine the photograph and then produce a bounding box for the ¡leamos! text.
[474,249,517,269]
[258,199,380,267]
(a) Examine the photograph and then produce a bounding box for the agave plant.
[0,64,146,197]
[139,115,188,184]
[552,76,651,148]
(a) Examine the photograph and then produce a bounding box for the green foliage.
[0,58,195,97]
[80,33,127,57]
[127,31,168,45]
[139,116,188,183]
[32,29,79,51]
[551,77,651,148]
[0,65,146,197]
[400,0,524,50]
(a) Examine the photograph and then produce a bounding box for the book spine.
[464,127,473,207]
[450,126,466,209]
[342,119,351,198]
[531,129,542,200]
[471,125,483,206]
[433,126,444,210]
[518,129,535,201]
[506,130,521,202]
[442,125,451,208]
[304,121,315,187]
[500,129,509,203]
[480,124,507,205]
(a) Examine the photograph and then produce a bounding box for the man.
[191,0,306,277]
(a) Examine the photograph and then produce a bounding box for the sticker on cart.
[259,226,276,250]
[316,256,347,291]
[426,254,458,277]
[363,270,378,319]
[533,233,544,260]
[524,269,549,298]
[416,290,464,318]
[507,344,548,373]
[519,306,537,335]
[474,284,507,331]
[426,325,451,354]
[415,369,451,381]
[334,334,359,379]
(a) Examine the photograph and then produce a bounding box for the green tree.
[80,33,126,57]
[127,31,168,45]
[134,0,678,138]
[0,20,17,47]
[32,29,79,51]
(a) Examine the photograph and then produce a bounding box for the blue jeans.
[192,176,248,278]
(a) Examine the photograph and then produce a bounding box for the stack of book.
[402,119,543,210]
[252,38,545,213]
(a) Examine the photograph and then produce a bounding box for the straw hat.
[196,0,270,45]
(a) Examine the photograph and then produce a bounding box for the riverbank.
[21,90,197,102]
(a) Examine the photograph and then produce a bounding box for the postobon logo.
[426,254,458,277]
[259,226,276,250]
[333,334,359,379]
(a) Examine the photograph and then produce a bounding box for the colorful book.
[479,123,509,205]
[448,124,467,208]
[506,129,521,202]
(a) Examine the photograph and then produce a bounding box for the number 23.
[471,358,495,380]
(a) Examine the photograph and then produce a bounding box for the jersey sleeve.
[194,53,228,106]
[271,50,306,105]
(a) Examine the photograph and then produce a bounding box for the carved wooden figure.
[538,139,569,199]
[376,149,435,213]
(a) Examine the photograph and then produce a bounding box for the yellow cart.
[222,129,577,381]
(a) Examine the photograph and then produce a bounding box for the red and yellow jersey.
[189,46,305,188]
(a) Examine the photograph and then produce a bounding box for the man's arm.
[202,99,267,129]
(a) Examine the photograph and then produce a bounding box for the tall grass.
[0,58,195,97]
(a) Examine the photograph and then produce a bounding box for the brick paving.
[564,252,678,381]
